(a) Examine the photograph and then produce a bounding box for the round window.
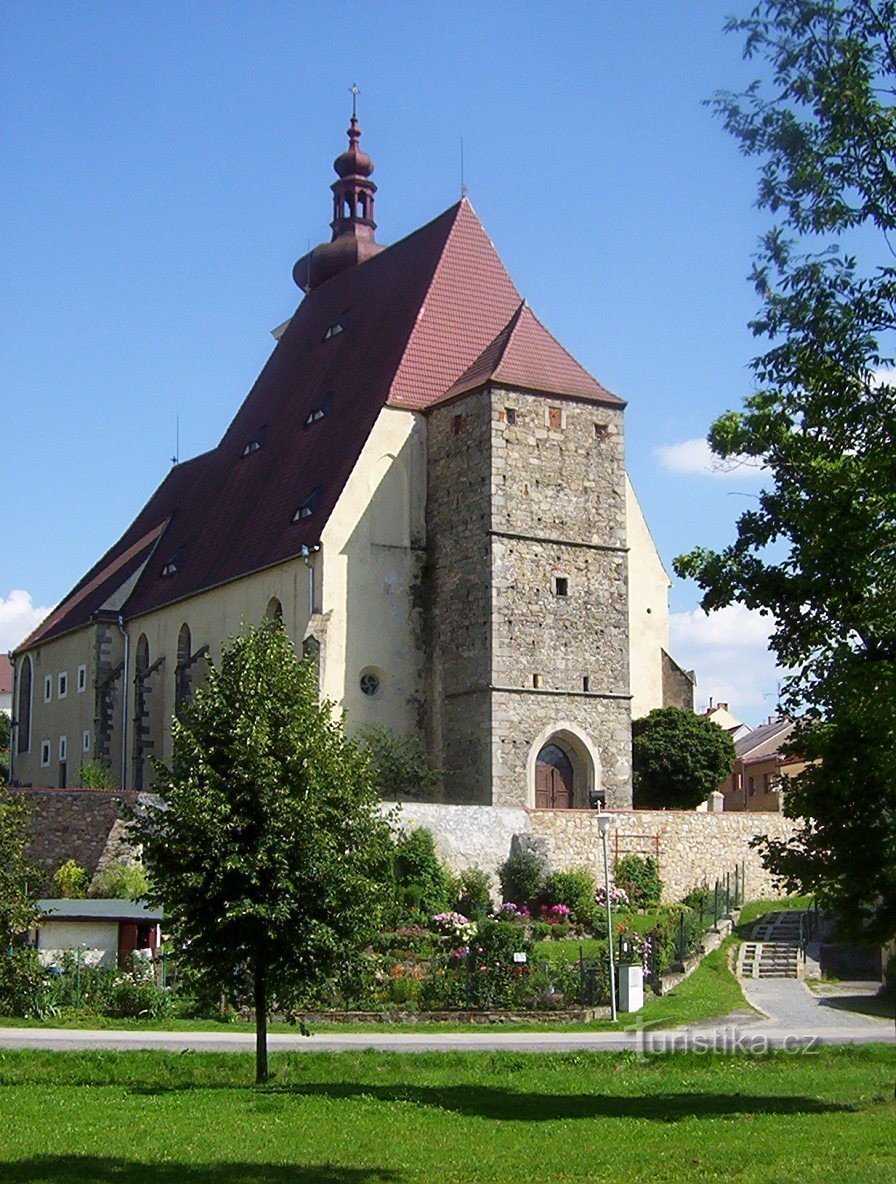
[360,671,381,697]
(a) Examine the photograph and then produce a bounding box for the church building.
[10,112,694,810]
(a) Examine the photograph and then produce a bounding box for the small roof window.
[242,424,268,457]
[304,394,333,428]
[322,313,348,341]
[160,546,185,577]
[292,487,322,523]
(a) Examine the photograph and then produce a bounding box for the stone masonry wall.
[425,390,494,802]
[532,809,799,903]
[12,787,139,893]
[384,801,798,905]
[489,388,632,807]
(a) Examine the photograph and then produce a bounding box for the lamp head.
[596,813,615,838]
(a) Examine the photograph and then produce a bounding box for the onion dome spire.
[293,85,384,292]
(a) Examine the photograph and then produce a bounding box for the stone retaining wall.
[387,801,798,904]
[10,787,138,892]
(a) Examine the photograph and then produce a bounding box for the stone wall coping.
[10,786,139,799]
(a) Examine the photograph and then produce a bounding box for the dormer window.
[304,395,332,427]
[242,424,268,457]
[322,315,347,341]
[292,487,322,523]
[161,546,185,577]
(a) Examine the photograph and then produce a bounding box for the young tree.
[632,708,735,811]
[134,619,395,1083]
[675,1,896,937]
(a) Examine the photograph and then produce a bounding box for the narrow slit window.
[548,406,562,430]
[304,394,333,427]
[77,665,87,693]
[59,735,67,762]
[58,672,68,699]
[554,576,569,597]
[505,407,517,425]
[161,546,185,578]
[40,740,51,767]
[583,676,590,692]
[44,676,52,703]
[292,487,322,523]
[82,730,91,753]
[242,424,268,457]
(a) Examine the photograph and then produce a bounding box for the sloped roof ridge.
[439,301,527,401]
[515,305,616,390]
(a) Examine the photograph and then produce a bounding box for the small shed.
[34,898,163,970]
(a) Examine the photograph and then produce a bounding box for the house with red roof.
[9,113,692,810]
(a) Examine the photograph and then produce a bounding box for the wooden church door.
[535,743,574,809]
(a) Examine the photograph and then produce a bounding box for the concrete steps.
[737,910,805,979]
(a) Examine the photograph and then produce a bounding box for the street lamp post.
[597,812,617,1022]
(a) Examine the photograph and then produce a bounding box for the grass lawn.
[737,895,814,930]
[0,1045,893,1183]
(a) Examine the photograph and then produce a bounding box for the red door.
[535,744,574,808]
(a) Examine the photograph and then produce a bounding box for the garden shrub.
[0,947,48,1017]
[452,867,493,919]
[392,828,452,920]
[51,859,89,899]
[542,869,599,929]
[615,854,662,911]
[497,850,545,908]
[90,861,149,900]
[357,725,441,800]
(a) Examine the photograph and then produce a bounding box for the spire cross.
[349,83,360,118]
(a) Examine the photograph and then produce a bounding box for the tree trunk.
[254,951,268,1085]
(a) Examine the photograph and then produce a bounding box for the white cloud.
[871,367,896,388]
[0,590,53,653]
[670,603,786,726]
[655,437,768,480]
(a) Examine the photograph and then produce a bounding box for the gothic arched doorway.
[535,743,574,810]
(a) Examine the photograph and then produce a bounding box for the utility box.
[618,963,644,1013]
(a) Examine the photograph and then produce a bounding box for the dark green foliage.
[675,1,896,940]
[356,724,442,800]
[632,708,735,810]
[133,619,396,1080]
[0,714,10,784]
[497,850,546,907]
[392,828,452,920]
[541,869,599,929]
[615,854,662,911]
[0,790,38,946]
[0,947,45,1017]
[78,759,115,790]
[452,867,493,919]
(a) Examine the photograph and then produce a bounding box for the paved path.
[740,976,894,1033]
[0,1012,891,1055]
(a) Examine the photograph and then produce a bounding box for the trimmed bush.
[542,869,599,929]
[497,851,545,909]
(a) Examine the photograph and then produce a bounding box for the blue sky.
[1,1,784,722]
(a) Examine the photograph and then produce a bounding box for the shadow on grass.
[126,1080,856,1121]
[818,994,896,1021]
[1,1159,400,1184]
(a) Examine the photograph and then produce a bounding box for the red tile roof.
[441,302,623,407]
[18,198,622,650]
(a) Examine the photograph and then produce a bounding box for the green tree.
[51,859,89,899]
[356,724,442,800]
[133,619,395,1083]
[675,1,896,939]
[632,708,735,811]
[0,791,38,945]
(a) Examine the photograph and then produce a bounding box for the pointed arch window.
[16,655,32,754]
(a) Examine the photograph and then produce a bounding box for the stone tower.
[425,303,633,809]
